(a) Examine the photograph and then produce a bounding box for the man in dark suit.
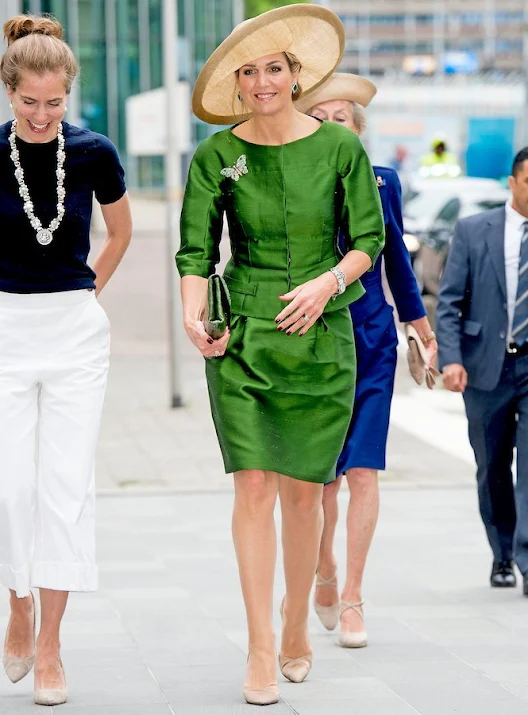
[437,148,528,595]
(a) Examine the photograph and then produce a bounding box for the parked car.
[403,177,510,296]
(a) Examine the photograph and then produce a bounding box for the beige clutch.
[404,324,440,390]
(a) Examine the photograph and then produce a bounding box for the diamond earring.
[237,91,242,101]
[291,82,298,94]
[9,102,13,109]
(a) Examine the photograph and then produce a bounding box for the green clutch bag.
[204,274,231,340]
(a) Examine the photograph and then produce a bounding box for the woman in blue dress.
[297,74,437,647]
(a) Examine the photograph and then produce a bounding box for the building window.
[460,13,483,26]
[78,0,107,136]
[496,39,523,53]
[415,14,434,25]
[495,11,523,24]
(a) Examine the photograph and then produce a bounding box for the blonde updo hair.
[1,14,78,93]
[284,52,302,101]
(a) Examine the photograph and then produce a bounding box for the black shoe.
[490,560,517,588]
[523,573,528,596]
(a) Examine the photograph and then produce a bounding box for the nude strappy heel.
[3,591,36,684]
[278,598,312,684]
[338,600,368,648]
[313,570,340,631]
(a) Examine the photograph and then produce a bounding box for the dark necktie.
[512,221,528,346]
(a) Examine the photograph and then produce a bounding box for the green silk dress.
[177,120,384,483]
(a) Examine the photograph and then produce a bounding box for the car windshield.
[405,188,507,222]
[404,191,455,220]
[459,199,507,218]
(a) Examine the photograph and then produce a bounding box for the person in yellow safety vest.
[420,136,461,178]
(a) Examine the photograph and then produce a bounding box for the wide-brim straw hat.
[192,4,345,125]
[295,72,377,113]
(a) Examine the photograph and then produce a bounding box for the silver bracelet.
[329,266,346,299]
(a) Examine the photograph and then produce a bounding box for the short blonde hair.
[1,14,78,93]
[351,101,367,135]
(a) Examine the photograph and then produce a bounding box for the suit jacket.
[437,206,508,391]
[347,166,426,328]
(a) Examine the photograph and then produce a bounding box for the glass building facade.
[8,0,238,189]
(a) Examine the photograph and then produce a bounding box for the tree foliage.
[245,0,308,20]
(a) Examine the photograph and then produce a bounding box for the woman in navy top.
[0,15,131,707]
[298,74,437,648]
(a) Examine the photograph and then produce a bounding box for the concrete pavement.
[2,487,528,714]
[2,224,525,714]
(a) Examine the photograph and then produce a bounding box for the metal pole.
[104,0,119,146]
[162,0,184,408]
[67,0,81,127]
[434,0,445,82]
[0,0,21,124]
[233,0,244,25]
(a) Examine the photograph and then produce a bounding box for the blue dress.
[336,166,426,473]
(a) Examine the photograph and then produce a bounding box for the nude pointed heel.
[278,652,313,684]
[243,652,279,706]
[278,598,312,684]
[3,592,36,684]
[34,686,68,707]
[313,570,340,631]
[34,658,68,706]
[338,600,368,648]
[243,684,280,706]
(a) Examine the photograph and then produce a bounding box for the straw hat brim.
[192,4,345,125]
[295,73,377,113]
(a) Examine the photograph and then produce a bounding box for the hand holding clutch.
[204,274,231,340]
[405,323,440,389]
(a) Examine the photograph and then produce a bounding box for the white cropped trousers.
[0,289,110,598]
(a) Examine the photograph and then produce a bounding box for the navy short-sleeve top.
[0,121,126,293]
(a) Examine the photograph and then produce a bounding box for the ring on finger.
[214,349,221,358]
[303,314,310,323]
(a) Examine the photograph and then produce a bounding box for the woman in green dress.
[176,5,384,706]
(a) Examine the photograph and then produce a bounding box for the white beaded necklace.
[8,119,66,246]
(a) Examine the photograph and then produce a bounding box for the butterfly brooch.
[221,154,248,181]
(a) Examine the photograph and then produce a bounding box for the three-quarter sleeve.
[177,142,224,278]
[339,134,385,267]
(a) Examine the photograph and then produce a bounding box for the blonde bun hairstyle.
[1,14,78,92]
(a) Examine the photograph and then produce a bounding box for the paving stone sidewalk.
[2,486,528,715]
[3,226,514,714]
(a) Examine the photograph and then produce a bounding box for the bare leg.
[341,468,379,632]
[5,590,34,658]
[35,589,68,691]
[315,476,342,608]
[232,470,279,690]
[279,475,324,657]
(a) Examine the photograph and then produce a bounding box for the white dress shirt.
[505,202,527,342]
